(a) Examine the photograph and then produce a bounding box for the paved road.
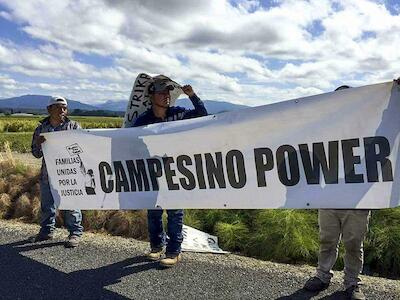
[0,220,398,300]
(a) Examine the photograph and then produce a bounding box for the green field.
[0,115,123,152]
[0,115,123,132]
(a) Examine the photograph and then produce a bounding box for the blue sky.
[0,0,399,106]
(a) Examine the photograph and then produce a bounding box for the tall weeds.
[247,210,319,263]
[364,209,400,278]
[0,143,40,220]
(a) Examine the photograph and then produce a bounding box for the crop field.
[0,115,123,152]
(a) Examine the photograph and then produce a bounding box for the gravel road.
[0,219,398,300]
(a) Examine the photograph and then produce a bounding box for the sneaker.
[28,232,54,243]
[146,248,164,261]
[304,276,329,292]
[346,285,366,300]
[160,253,181,268]
[64,235,80,248]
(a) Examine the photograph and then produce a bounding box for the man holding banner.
[130,78,207,267]
[30,96,83,248]
[303,83,394,300]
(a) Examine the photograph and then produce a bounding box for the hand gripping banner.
[42,81,400,209]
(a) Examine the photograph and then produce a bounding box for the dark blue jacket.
[131,94,207,127]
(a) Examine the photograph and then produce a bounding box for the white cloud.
[0,10,13,21]
[0,0,399,106]
[0,74,17,86]
[0,74,28,97]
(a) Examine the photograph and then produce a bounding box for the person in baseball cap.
[47,95,68,107]
[131,76,208,267]
[30,95,84,248]
[148,78,175,95]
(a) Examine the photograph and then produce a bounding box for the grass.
[365,209,400,278]
[246,210,319,263]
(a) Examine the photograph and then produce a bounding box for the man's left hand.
[182,85,195,97]
[36,135,46,146]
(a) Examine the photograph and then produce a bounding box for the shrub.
[247,210,319,263]
[199,210,247,232]
[0,179,8,193]
[0,155,41,220]
[105,211,148,240]
[215,220,250,251]
[129,210,148,240]
[31,196,41,223]
[13,193,33,219]
[364,209,400,277]
[183,210,203,229]
[0,193,11,218]
[82,210,111,232]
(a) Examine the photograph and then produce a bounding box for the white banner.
[42,81,400,209]
[182,225,228,254]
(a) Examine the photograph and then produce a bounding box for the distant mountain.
[177,98,248,114]
[0,95,98,111]
[96,100,127,112]
[0,95,249,115]
[97,98,248,114]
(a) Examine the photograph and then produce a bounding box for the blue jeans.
[40,181,83,236]
[147,209,183,255]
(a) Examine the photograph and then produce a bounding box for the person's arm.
[181,85,208,119]
[31,126,45,158]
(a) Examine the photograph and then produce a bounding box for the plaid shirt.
[130,94,207,127]
[31,117,81,182]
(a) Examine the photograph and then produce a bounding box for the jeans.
[40,180,83,236]
[147,209,183,255]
